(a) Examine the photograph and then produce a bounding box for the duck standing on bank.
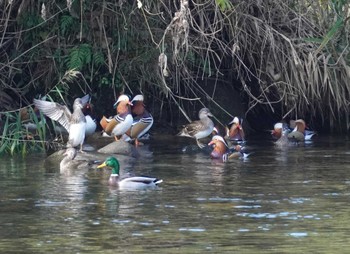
[97,156,163,190]
[177,108,214,148]
[122,94,153,146]
[34,94,90,152]
[100,95,133,142]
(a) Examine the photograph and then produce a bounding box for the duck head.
[294,119,306,134]
[208,135,229,159]
[97,156,120,175]
[198,108,213,119]
[131,94,145,116]
[271,122,283,139]
[114,95,133,114]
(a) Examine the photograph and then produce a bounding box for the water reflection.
[0,135,350,253]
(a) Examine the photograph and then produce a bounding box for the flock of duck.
[31,94,316,190]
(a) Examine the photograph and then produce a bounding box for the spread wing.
[33,99,72,132]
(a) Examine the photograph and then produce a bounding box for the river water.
[0,134,350,253]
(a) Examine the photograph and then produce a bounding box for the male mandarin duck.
[97,156,163,190]
[226,116,245,141]
[288,119,316,142]
[34,94,90,152]
[208,135,250,162]
[122,94,154,146]
[271,122,284,139]
[272,120,316,143]
[177,108,214,148]
[100,95,133,142]
[208,135,229,161]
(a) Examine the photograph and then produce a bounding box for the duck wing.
[34,99,72,132]
[122,176,162,185]
[178,120,206,137]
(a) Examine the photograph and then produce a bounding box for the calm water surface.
[1,135,350,253]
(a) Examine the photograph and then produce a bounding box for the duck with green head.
[97,157,163,189]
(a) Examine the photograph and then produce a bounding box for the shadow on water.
[0,134,350,253]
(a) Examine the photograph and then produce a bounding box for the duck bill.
[208,140,215,146]
[97,162,107,169]
[128,101,133,106]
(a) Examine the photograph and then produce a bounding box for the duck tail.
[154,179,163,185]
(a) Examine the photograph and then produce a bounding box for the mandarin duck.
[208,135,229,161]
[34,94,90,152]
[100,95,133,142]
[177,108,214,148]
[122,94,154,146]
[208,135,250,162]
[226,116,245,142]
[97,156,163,189]
[288,119,316,142]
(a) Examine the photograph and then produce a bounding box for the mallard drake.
[226,116,245,141]
[122,94,154,146]
[34,94,90,152]
[100,95,134,141]
[97,156,163,189]
[177,108,214,148]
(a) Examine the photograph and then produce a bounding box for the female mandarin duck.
[97,156,163,189]
[100,95,133,141]
[226,116,245,141]
[34,94,90,152]
[177,108,214,148]
[122,94,154,146]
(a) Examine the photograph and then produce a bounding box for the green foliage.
[215,0,233,12]
[0,110,46,156]
[60,15,76,36]
[67,44,92,70]
[93,50,105,67]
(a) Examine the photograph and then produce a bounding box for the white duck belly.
[118,176,162,190]
[69,122,86,147]
[112,114,133,136]
[85,115,96,136]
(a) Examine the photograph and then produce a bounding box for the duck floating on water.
[272,119,316,142]
[226,116,245,142]
[208,135,250,162]
[122,94,154,146]
[177,108,214,148]
[100,95,133,142]
[60,147,90,173]
[34,94,90,152]
[97,156,163,190]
